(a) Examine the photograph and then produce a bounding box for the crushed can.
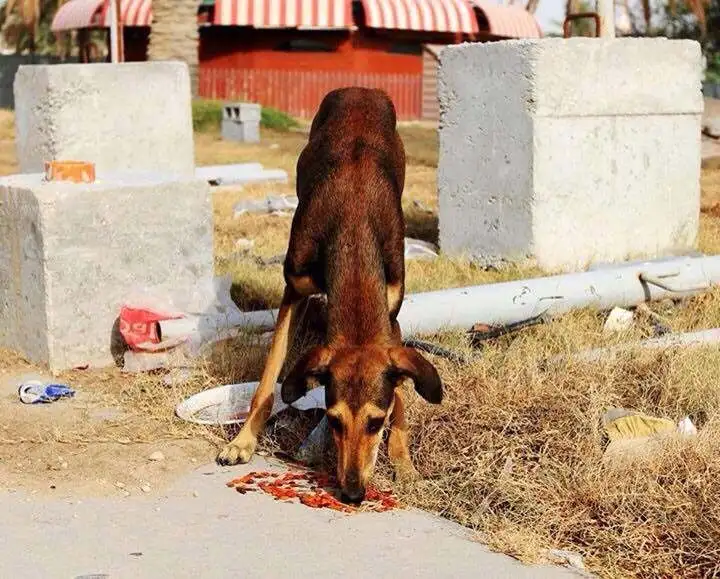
[18,380,76,404]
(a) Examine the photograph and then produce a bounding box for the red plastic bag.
[118,306,184,351]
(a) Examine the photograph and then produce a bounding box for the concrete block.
[14,62,195,177]
[223,102,261,123]
[222,119,260,143]
[438,38,703,271]
[0,173,214,371]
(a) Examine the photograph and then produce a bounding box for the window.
[274,39,335,52]
[387,43,422,55]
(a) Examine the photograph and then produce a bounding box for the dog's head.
[282,344,442,503]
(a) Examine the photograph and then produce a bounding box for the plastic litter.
[233,195,298,217]
[294,416,331,465]
[19,380,75,404]
[602,408,698,462]
[404,238,438,260]
[196,163,288,186]
[559,328,720,364]
[602,307,634,333]
[175,382,326,425]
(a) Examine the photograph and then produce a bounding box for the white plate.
[175,382,326,426]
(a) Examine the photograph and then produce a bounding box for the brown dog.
[217,87,443,503]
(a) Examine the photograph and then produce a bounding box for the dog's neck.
[325,229,392,347]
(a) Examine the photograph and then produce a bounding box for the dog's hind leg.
[217,276,319,466]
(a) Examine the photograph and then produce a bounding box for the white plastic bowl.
[175,382,326,426]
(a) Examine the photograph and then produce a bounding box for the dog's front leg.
[217,285,302,466]
[387,389,420,483]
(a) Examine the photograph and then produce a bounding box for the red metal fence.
[199,67,423,120]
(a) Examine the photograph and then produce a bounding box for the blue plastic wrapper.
[18,381,76,404]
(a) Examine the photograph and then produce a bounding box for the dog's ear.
[281,346,333,404]
[389,347,443,404]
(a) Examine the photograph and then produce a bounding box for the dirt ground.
[3,106,720,576]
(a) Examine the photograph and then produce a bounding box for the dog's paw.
[216,439,257,466]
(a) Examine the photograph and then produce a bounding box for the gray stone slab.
[14,62,195,177]
[438,38,702,272]
[0,173,214,371]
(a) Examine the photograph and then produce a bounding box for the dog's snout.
[341,473,365,504]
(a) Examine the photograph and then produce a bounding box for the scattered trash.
[162,368,193,386]
[234,238,255,252]
[560,328,720,364]
[602,307,634,334]
[602,408,698,462]
[226,470,399,513]
[44,160,95,183]
[468,313,547,347]
[678,416,698,435]
[233,194,298,217]
[118,304,185,352]
[404,238,438,261]
[294,416,331,466]
[18,381,75,404]
[175,382,326,425]
[148,451,165,462]
[604,409,677,440]
[703,118,720,140]
[402,338,469,364]
[547,549,588,574]
[120,277,270,372]
[196,163,288,187]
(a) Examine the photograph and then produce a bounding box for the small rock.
[60,462,68,470]
[269,143,280,149]
[548,548,586,571]
[193,491,199,498]
[148,451,165,462]
[190,458,197,463]
[703,118,720,139]
[122,490,131,498]
[115,481,126,489]
[603,307,634,334]
[140,484,151,493]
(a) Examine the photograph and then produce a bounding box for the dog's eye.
[327,414,343,433]
[366,417,385,435]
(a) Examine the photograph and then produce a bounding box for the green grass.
[192,99,299,133]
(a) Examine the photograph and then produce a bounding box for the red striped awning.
[470,1,542,38]
[98,0,153,27]
[51,0,152,31]
[359,0,478,34]
[51,0,104,31]
[213,0,352,28]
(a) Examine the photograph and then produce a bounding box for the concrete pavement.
[0,458,580,579]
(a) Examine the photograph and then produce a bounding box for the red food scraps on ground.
[226,470,399,513]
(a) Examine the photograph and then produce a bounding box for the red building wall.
[197,27,455,119]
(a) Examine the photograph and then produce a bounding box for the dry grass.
[3,110,720,576]
[203,124,720,577]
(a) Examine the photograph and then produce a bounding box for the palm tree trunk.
[526,0,540,15]
[147,0,199,96]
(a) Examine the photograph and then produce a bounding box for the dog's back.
[287,88,407,341]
